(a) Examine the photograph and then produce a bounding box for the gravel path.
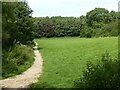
[0,42,43,88]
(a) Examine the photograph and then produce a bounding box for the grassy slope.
[31,37,118,88]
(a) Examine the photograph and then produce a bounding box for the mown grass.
[2,44,34,79]
[31,37,118,88]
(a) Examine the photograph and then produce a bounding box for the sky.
[27,0,120,17]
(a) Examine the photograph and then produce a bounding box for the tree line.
[34,8,118,38]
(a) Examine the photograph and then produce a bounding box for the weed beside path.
[0,43,43,88]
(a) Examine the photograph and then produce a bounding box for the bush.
[2,44,34,78]
[74,52,120,89]
[80,26,93,38]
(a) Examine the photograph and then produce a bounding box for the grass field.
[31,37,118,88]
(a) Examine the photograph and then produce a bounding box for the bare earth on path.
[0,43,43,88]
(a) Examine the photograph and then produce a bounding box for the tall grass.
[2,44,34,79]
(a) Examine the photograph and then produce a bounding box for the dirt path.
[0,42,43,88]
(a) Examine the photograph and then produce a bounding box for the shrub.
[80,26,93,38]
[2,44,34,78]
[74,52,120,89]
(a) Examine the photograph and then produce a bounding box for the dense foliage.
[2,2,34,49]
[34,8,118,38]
[34,16,81,37]
[74,52,120,89]
[2,44,34,78]
[2,1,35,78]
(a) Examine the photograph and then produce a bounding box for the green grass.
[31,37,118,88]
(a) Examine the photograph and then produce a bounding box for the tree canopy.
[33,8,118,38]
[2,2,35,49]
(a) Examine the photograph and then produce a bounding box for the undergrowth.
[2,44,34,79]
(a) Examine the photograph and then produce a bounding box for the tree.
[86,8,109,26]
[33,8,118,38]
[14,2,34,44]
[2,2,17,48]
[2,2,35,49]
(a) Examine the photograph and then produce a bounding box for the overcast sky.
[27,0,119,17]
